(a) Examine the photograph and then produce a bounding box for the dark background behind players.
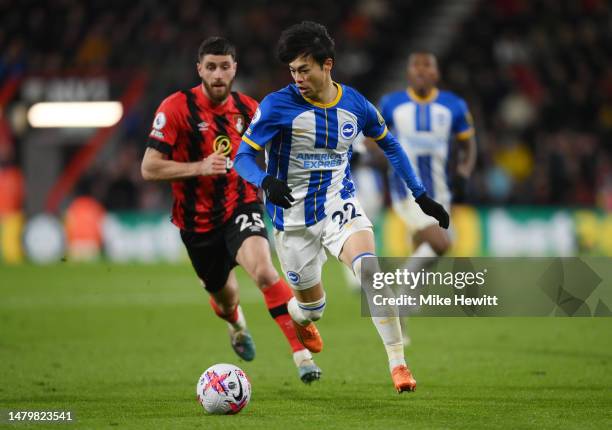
[1,0,611,259]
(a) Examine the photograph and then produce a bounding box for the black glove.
[415,193,450,229]
[261,175,295,209]
[452,175,468,203]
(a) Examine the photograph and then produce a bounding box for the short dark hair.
[197,37,236,62]
[276,21,335,66]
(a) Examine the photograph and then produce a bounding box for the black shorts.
[180,203,268,293]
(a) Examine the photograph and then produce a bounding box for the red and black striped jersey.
[147,84,260,233]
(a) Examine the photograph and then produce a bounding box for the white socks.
[293,348,314,367]
[370,317,406,371]
[287,296,326,326]
[353,254,406,371]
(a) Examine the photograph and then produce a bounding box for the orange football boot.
[391,365,417,393]
[293,321,323,353]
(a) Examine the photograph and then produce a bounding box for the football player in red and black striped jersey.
[141,37,321,383]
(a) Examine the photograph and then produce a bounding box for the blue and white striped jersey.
[237,82,425,230]
[380,88,473,206]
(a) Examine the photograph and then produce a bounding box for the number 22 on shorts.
[331,202,362,229]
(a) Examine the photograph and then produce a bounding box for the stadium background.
[1,0,611,262]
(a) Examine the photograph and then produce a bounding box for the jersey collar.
[301,82,343,108]
[407,87,438,104]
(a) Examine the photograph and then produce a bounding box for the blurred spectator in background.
[0,123,23,215]
[444,0,611,207]
[102,143,140,210]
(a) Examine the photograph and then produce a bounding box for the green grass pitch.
[1,261,611,429]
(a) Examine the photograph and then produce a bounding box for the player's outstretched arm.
[141,147,227,181]
[235,143,294,208]
[375,132,449,229]
[452,134,477,203]
[234,143,267,187]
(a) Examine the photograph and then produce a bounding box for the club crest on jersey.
[234,115,245,133]
[340,121,357,139]
[286,271,300,284]
[153,112,166,130]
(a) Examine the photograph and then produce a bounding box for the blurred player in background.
[379,52,476,340]
[235,22,449,393]
[141,37,321,383]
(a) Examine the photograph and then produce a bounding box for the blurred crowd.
[0,0,425,213]
[444,0,612,208]
[0,0,420,98]
[0,0,611,214]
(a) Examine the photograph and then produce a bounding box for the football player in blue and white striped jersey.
[379,52,476,271]
[379,52,477,342]
[235,22,449,393]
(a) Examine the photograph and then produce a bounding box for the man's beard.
[203,79,233,103]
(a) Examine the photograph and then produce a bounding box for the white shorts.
[274,197,373,290]
[392,196,451,232]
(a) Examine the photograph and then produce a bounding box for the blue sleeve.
[376,131,426,198]
[235,144,267,187]
[359,94,425,197]
[362,99,388,140]
[241,94,280,151]
[451,98,474,139]
[235,94,281,187]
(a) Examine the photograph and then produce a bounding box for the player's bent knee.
[253,264,279,288]
[431,236,451,255]
[418,226,451,255]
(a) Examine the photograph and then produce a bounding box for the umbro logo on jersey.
[198,121,209,132]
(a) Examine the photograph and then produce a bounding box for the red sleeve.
[147,93,184,155]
